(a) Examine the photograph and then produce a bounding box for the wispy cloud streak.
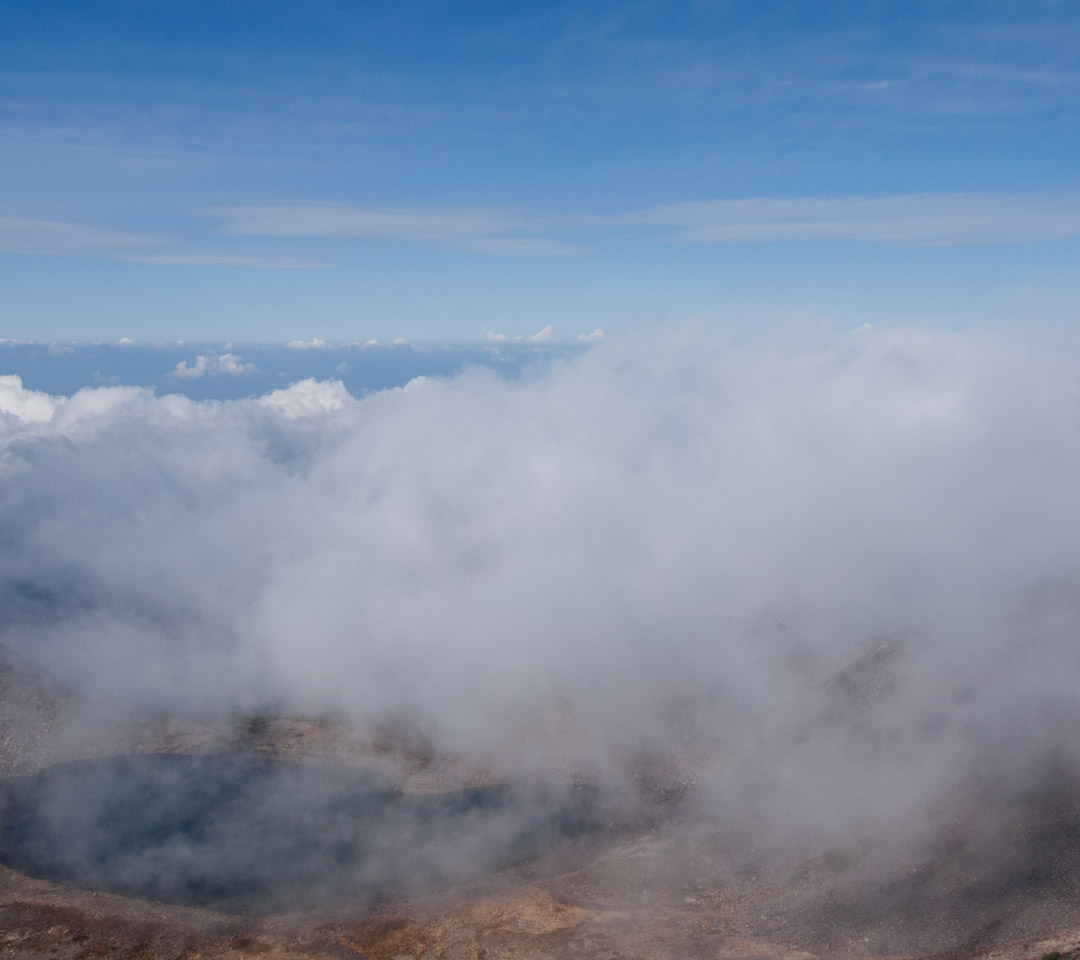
[623,194,1080,246]
[6,193,1079,271]
[207,193,1080,257]
[206,204,582,256]
[0,216,327,268]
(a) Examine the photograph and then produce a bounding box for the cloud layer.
[6,194,1080,274]
[2,327,1080,863]
[209,193,1080,254]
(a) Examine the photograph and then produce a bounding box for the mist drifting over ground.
[2,325,1080,886]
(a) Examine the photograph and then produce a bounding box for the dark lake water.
[0,754,601,911]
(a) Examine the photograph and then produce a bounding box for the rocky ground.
[3,643,1080,960]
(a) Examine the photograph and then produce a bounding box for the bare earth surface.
[3,646,1080,960]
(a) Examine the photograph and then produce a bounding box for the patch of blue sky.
[1,1,1078,340]
[0,340,586,401]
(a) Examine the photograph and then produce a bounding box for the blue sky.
[2,0,1079,341]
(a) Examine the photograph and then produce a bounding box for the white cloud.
[625,193,1080,246]
[209,204,519,240]
[5,328,1080,880]
[257,377,352,418]
[525,325,552,343]
[485,331,508,342]
[0,216,326,268]
[172,352,257,379]
[0,218,171,259]
[196,192,1080,261]
[285,338,328,350]
[9,193,1078,278]
[578,329,605,342]
[206,204,581,257]
[135,251,330,268]
[117,337,136,346]
[451,236,582,256]
[0,375,62,423]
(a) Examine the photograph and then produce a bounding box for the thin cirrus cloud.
[205,204,583,256]
[623,193,1080,246]
[205,193,1080,256]
[0,216,327,268]
[5,194,1080,270]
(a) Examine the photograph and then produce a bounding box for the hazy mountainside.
[4,638,1080,959]
[0,642,75,776]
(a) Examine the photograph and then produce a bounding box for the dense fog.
[2,325,1080,895]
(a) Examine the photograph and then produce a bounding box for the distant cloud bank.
[173,352,257,379]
